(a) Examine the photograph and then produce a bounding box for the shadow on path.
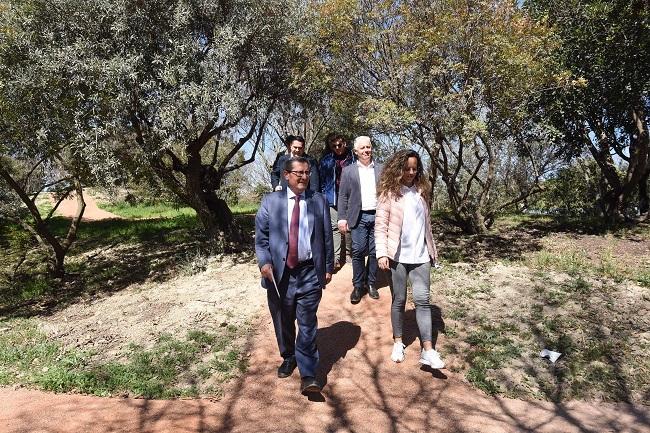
[316,320,361,387]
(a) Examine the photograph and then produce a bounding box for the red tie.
[287,195,301,269]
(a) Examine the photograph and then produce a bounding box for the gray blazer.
[337,162,383,229]
[255,189,334,289]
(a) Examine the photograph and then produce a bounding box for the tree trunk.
[50,245,66,278]
[639,169,649,216]
[190,190,241,245]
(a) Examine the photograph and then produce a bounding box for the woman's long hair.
[377,149,431,200]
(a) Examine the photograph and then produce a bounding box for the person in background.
[319,133,354,269]
[255,156,334,395]
[337,136,383,304]
[375,149,445,369]
[271,135,320,192]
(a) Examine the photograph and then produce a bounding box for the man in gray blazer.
[337,136,383,304]
[255,156,334,395]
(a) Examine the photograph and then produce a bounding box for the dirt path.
[52,193,120,220]
[1,265,649,433]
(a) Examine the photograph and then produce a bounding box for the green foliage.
[526,0,650,219]
[98,199,257,219]
[531,249,589,276]
[306,0,563,233]
[532,160,602,216]
[0,214,201,311]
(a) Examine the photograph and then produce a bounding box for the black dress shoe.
[277,357,297,378]
[368,284,379,299]
[300,376,321,394]
[350,286,363,304]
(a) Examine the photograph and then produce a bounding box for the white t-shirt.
[395,185,429,264]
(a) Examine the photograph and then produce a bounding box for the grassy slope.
[0,204,255,399]
[435,215,649,403]
[1,207,647,402]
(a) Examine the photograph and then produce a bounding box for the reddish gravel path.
[2,266,649,433]
[52,193,120,220]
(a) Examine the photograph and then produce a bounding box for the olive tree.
[303,0,563,233]
[527,0,650,221]
[0,0,120,276]
[106,0,303,242]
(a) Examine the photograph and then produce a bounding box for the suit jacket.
[270,153,320,192]
[255,189,334,289]
[337,162,383,229]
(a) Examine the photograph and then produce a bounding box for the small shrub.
[178,249,210,276]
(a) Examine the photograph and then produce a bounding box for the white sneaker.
[419,349,445,369]
[390,342,406,363]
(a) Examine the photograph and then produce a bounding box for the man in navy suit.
[255,156,334,395]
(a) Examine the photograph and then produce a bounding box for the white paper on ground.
[540,349,562,363]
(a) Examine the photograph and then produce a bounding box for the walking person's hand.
[260,263,274,280]
[337,220,349,233]
[378,256,389,270]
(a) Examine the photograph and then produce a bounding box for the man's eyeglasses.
[288,170,311,177]
[331,143,345,149]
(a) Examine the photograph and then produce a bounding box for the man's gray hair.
[353,136,371,151]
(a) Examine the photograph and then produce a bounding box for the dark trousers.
[350,211,378,289]
[267,263,322,378]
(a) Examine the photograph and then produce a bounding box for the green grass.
[52,214,200,245]
[230,202,259,215]
[98,200,259,219]
[637,270,650,288]
[463,322,523,396]
[529,249,589,276]
[529,246,646,285]
[98,202,196,219]
[0,319,248,398]
[438,255,649,403]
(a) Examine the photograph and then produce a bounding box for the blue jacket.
[318,151,354,208]
[255,189,334,289]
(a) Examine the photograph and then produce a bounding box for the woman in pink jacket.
[375,149,444,369]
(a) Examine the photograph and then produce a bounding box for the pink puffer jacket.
[374,191,438,262]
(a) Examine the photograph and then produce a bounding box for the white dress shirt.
[357,161,377,211]
[287,189,312,262]
[395,185,429,264]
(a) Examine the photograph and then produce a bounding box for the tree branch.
[31,177,73,204]
[45,187,73,221]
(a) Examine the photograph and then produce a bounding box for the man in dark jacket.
[271,135,320,192]
[319,133,354,269]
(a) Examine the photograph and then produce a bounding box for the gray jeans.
[390,261,432,342]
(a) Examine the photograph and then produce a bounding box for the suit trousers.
[350,211,378,289]
[267,263,322,378]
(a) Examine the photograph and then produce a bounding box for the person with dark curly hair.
[319,133,354,269]
[375,149,445,369]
